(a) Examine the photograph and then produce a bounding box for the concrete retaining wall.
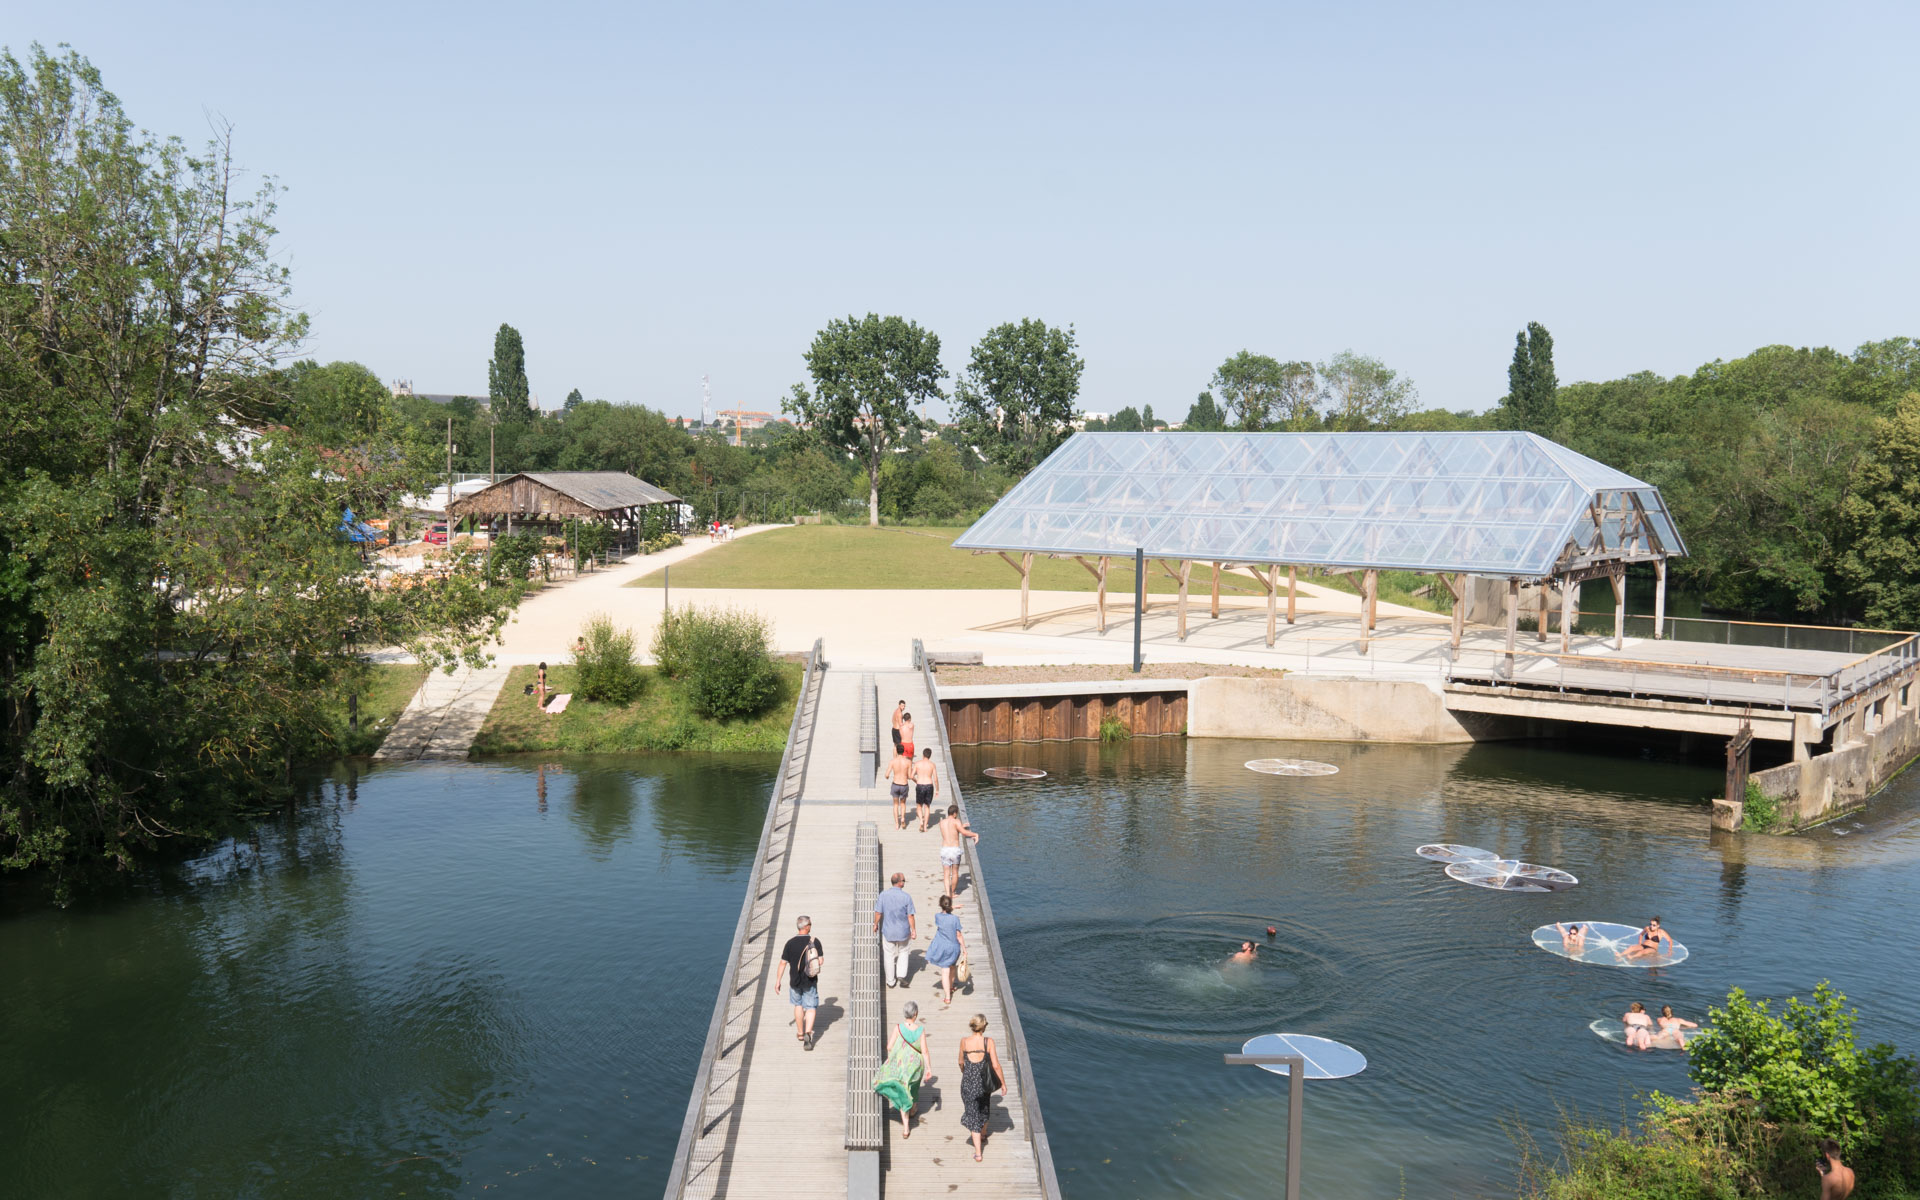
[1187,676,1518,743]
[1751,694,1920,826]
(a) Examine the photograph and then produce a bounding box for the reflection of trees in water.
[564,767,640,859]
[641,757,775,871]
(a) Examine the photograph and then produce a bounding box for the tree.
[951,319,1084,474]
[1838,393,1920,628]
[489,323,533,422]
[1141,405,1158,430]
[1107,406,1144,432]
[1209,351,1316,431]
[0,47,515,883]
[1501,321,1558,433]
[564,387,583,411]
[1183,392,1226,431]
[785,314,947,526]
[1318,351,1416,431]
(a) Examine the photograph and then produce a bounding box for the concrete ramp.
[373,665,512,761]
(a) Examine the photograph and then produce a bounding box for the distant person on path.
[886,747,914,830]
[534,661,548,710]
[892,699,906,738]
[1621,916,1674,962]
[925,893,965,1006]
[773,915,824,1050]
[871,1000,931,1140]
[938,804,980,902]
[911,747,939,832]
[1622,1001,1654,1050]
[899,711,916,760]
[1819,1138,1855,1199]
[1656,1004,1698,1047]
[873,872,917,988]
[958,1014,1007,1163]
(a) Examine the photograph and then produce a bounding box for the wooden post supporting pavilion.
[1177,560,1192,640]
[1609,567,1626,650]
[1504,578,1520,673]
[998,551,1034,628]
[1560,574,1576,653]
[1210,562,1222,618]
[1287,565,1298,625]
[1653,557,1667,640]
[1440,573,1465,650]
[1250,566,1278,647]
[1073,555,1109,633]
[1536,583,1549,641]
[1359,569,1379,654]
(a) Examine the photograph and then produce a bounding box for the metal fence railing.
[664,638,824,1200]
[846,822,883,1154]
[923,652,1063,1200]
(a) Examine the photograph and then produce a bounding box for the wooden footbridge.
[665,641,1059,1200]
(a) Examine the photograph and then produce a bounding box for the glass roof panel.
[952,432,1684,576]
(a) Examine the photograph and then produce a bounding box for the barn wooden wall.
[940,691,1188,745]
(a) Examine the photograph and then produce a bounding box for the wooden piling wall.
[941,690,1188,745]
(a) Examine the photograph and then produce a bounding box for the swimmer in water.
[1228,940,1259,964]
[1655,1004,1698,1047]
[1556,922,1587,955]
[1622,1001,1654,1050]
[1620,916,1674,962]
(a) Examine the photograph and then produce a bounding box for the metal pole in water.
[1133,547,1145,673]
[1223,1053,1304,1200]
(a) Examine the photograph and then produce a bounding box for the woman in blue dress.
[925,893,966,1007]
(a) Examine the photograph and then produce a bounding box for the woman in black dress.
[957,1013,1008,1162]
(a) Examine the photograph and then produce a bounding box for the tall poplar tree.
[1503,321,1559,433]
[489,323,533,421]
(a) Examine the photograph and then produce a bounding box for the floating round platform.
[1240,1033,1368,1079]
[1244,758,1340,777]
[1415,843,1500,864]
[1589,1018,1698,1049]
[1532,922,1690,968]
[1445,859,1578,893]
[982,766,1047,781]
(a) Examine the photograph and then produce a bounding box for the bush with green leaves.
[570,520,613,567]
[1742,780,1780,833]
[572,614,643,704]
[487,530,544,586]
[651,605,781,720]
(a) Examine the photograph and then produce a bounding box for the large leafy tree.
[0,47,513,882]
[1838,393,1920,628]
[488,323,533,422]
[1501,321,1558,433]
[785,314,947,526]
[951,318,1084,474]
[1182,391,1226,431]
[1318,351,1416,430]
[1209,352,1317,431]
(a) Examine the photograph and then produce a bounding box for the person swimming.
[1228,940,1259,964]
[1655,1004,1698,1047]
[1556,922,1587,955]
[1622,1001,1654,1050]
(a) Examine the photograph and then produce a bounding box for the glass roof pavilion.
[953,431,1685,579]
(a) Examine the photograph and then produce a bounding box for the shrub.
[573,614,644,704]
[1742,779,1779,833]
[487,530,543,586]
[653,605,781,720]
[1099,714,1131,743]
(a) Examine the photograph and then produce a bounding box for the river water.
[4,742,1917,1198]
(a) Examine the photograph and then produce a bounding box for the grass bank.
[627,524,1293,597]
[319,663,430,756]
[472,662,802,754]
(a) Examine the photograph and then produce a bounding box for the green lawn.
[471,661,804,754]
[319,662,431,756]
[627,524,1282,595]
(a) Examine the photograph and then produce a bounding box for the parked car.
[424,523,449,545]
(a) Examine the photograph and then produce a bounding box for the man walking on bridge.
[874,873,917,988]
[773,916,823,1051]
[939,804,980,904]
[886,746,913,830]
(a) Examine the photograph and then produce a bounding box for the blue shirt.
[874,887,916,941]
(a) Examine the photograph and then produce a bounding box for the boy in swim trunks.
[898,711,915,760]
[937,803,979,902]
[886,747,913,830]
[911,747,939,832]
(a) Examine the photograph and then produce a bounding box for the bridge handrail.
[664,637,824,1200]
[923,652,1063,1200]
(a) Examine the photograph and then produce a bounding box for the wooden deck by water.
[669,651,1054,1199]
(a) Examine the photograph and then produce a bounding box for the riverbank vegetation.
[0,48,519,887]
[318,664,431,757]
[1516,983,1920,1199]
[472,662,801,754]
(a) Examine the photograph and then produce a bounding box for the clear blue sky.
[23,2,1919,419]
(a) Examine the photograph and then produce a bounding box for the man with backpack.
[773,915,824,1050]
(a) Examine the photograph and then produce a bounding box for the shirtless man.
[911,747,939,832]
[891,699,906,739]
[1819,1138,1855,1199]
[1620,916,1675,962]
[885,747,914,830]
[937,803,979,902]
[1228,940,1259,964]
[898,711,916,760]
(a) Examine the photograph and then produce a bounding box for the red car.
[424,523,450,545]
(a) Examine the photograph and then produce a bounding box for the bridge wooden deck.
[668,648,1054,1199]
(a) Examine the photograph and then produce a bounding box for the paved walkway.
[373,664,513,761]
[678,664,1047,1198]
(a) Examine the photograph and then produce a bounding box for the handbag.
[953,953,971,986]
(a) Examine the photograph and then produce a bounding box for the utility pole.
[701,374,712,429]
[444,418,454,534]
[490,421,496,485]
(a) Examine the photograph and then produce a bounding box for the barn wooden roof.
[447,471,680,519]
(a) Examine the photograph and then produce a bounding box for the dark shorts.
[915,784,934,806]
[891,783,909,800]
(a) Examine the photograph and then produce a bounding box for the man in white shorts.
[937,803,979,904]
